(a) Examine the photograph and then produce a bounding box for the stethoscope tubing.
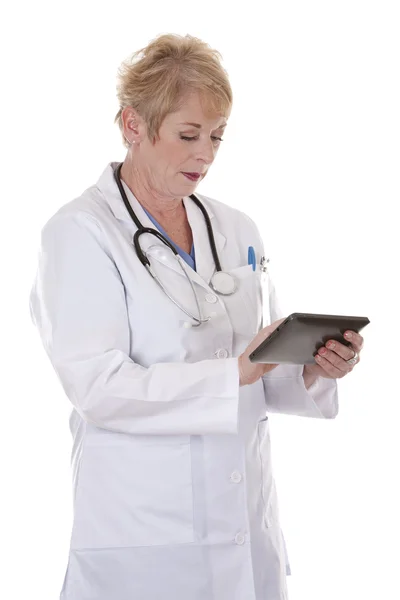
[112,163,235,325]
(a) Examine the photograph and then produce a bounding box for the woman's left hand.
[304,330,364,380]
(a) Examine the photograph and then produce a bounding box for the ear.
[121,106,146,146]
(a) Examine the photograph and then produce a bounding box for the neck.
[120,156,184,220]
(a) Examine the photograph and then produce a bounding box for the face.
[129,92,228,199]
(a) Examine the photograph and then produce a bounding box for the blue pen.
[248,246,256,271]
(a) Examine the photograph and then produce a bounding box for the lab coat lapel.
[97,163,161,238]
[183,196,226,288]
[97,164,181,275]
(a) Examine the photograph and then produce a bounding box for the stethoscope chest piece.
[210,271,237,296]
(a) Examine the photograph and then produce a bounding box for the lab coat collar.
[95,163,226,289]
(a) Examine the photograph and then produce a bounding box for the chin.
[174,173,205,197]
[178,182,199,196]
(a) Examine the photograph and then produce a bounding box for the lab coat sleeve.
[249,220,339,419]
[29,211,240,436]
[262,365,338,419]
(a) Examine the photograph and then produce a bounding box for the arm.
[250,223,339,419]
[29,212,240,436]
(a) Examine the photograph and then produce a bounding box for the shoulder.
[194,192,261,235]
[40,184,109,242]
[194,192,264,254]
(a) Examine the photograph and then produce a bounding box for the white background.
[1,1,399,599]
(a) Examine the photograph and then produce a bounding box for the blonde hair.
[114,34,233,147]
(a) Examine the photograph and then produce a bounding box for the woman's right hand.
[238,319,285,386]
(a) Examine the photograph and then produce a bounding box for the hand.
[304,330,364,380]
[238,319,285,386]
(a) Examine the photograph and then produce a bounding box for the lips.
[182,172,201,182]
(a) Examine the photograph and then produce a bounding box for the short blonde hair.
[114,34,233,147]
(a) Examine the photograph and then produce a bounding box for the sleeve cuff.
[262,365,339,419]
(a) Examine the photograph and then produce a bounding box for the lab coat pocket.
[224,265,263,341]
[72,435,194,549]
[257,417,279,528]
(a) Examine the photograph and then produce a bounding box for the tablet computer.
[249,312,370,365]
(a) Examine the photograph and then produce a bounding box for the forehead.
[165,92,228,129]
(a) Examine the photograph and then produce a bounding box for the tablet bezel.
[249,312,370,365]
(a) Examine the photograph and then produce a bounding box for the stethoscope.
[113,163,237,327]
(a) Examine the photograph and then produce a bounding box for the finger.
[248,318,286,354]
[344,330,364,352]
[317,346,353,374]
[315,353,345,378]
[271,317,286,330]
[261,318,285,337]
[324,340,358,362]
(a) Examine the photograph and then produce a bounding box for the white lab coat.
[29,163,338,600]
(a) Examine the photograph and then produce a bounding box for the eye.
[180,135,224,143]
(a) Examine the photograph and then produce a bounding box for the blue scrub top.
[142,207,196,271]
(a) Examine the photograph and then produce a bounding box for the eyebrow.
[179,121,227,130]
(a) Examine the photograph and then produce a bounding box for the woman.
[30,34,364,600]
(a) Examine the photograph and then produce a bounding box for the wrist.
[238,354,258,387]
[238,355,247,386]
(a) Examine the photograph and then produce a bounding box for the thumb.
[246,318,286,355]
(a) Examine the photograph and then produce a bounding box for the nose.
[196,140,216,165]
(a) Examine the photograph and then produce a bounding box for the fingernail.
[320,348,327,355]
[316,355,322,361]
[345,332,352,340]
[327,341,336,350]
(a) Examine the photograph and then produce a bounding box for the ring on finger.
[346,347,359,366]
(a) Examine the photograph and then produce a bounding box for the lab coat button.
[216,349,228,358]
[205,294,218,304]
[205,293,218,303]
[234,532,246,545]
[230,471,242,484]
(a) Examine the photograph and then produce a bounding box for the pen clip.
[260,256,270,273]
